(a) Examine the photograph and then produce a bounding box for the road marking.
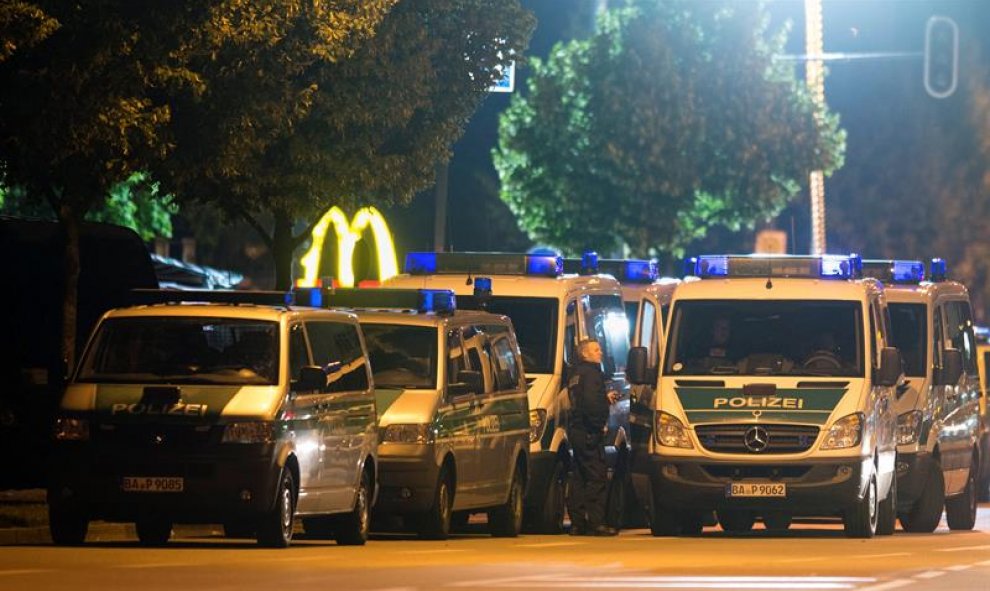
[935,544,990,552]
[857,553,911,559]
[0,570,49,577]
[450,575,874,589]
[978,559,990,567]
[117,563,199,569]
[914,571,943,579]
[401,549,466,555]
[857,580,914,591]
[515,541,584,548]
[945,564,973,571]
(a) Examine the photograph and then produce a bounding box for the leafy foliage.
[495,0,845,257]
[154,0,536,288]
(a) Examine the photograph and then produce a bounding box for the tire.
[489,469,524,538]
[257,469,295,548]
[417,469,453,540]
[762,511,792,532]
[49,502,89,546]
[877,473,897,536]
[979,460,990,503]
[679,511,705,536]
[336,470,372,545]
[718,509,756,533]
[527,459,566,534]
[135,516,173,547]
[223,520,256,539]
[945,460,978,531]
[649,503,681,537]
[844,473,878,538]
[899,463,945,533]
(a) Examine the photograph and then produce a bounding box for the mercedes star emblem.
[743,426,769,453]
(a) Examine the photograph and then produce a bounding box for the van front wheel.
[257,470,295,548]
[844,474,878,538]
[49,502,88,546]
[945,460,978,531]
[336,470,371,545]
[489,470,524,537]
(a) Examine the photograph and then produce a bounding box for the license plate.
[121,476,184,493]
[726,482,786,497]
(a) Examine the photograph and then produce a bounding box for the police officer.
[567,338,618,536]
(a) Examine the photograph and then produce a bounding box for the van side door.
[939,299,980,493]
[629,297,660,449]
[484,322,529,503]
[306,319,375,512]
[286,321,324,513]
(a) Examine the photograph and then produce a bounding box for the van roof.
[672,277,882,302]
[352,309,511,327]
[385,273,622,299]
[103,303,357,323]
[881,280,969,304]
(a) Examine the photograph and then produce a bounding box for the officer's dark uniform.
[566,359,611,533]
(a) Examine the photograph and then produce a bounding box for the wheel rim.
[279,484,293,539]
[439,481,451,530]
[968,469,978,516]
[512,481,523,532]
[868,477,878,529]
[358,485,369,536]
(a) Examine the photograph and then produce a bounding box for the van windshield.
[360,324,438,389]
[77,317,279,385]
[458,296,558,374]
[665,300,863,377]
[888,303,927,377]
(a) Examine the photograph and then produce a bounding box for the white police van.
[308,287,531,539]
[862,259,981,531]
[627,254,901,538]
[387,252,630,533]
[49,290,378,547]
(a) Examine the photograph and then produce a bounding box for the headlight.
[897,410,923,445]
[656,412,693,449]
[54,417,89,441]
[820,413,863,450]
[381,423,435,444]
[529,409,547,443]
[222,422,276,444]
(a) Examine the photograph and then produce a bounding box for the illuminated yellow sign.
[299,206,398,288]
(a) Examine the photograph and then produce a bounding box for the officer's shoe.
[589,525,619,537]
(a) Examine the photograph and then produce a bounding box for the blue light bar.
[862,259,924,284]
[473,276,493,297]
[320,288,456,315]
[692,254,862,280]
[293,286,325,307]
[929,258,947,282]
[581,251,599,275]
[596,259,659,283]
[404,252,562,277]
[682,257,698,277]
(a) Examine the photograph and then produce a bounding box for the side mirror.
[295,365,326,392]
[936,349,964,386]
[448,370,483,398]
[875,347,902,387]
[626,346,651,386]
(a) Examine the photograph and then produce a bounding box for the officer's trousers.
[566,427,607,530]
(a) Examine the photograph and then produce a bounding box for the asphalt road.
[1,505,988,591]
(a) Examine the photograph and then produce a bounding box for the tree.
[494,0,845,257]
[0,1,392,365]
[1,173,176,241]
[154,0,536,289]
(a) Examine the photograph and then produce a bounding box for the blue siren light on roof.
[693,254,862,280]
[419,289,457,314]
[319,287,456,314]
[892,260,926,283]
[405,252,437,274]
[473,276,493,297]
[929,258,947,282]
[525,255,563,277]
[622,259,658,283]
[581,251,599,275]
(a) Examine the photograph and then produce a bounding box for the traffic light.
[924,16,958,99]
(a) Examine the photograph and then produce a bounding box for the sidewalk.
[0,489,218,545]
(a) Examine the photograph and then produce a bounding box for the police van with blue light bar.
[387,252,631,533]
[49,289,378,548]
[625,254,900,538]
[861,258,982,531]
[303,286,530,539]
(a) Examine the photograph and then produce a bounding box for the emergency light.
[404,252,563,278]
[692,254,864,280]
[130,289,290,307]
[929,258,947,282]
[562,257,659,283]
[295,287,456,315]
[473,276,493,298]
[581,251,599,275]
[862,260,926,284]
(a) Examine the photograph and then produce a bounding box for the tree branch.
[240,210,273,251]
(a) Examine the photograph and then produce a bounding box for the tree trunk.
[272,210,296,291]
[58,202,81,377]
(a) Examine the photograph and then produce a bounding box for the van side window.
[486,324,523,391]
[446,328,467,387]
[457,325,495,395]
[932,306,944,370]
[945,301,978,376]
[563,299,578,366]
[306,321,370,392]
[640,300,658,368]
[288,323,309,382]
[587,295,630,377]
[868,303,880,369]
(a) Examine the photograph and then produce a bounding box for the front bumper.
[374,444,441,515]
[47,441,281,523]
[632,453,873,516]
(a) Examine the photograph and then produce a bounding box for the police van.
[386,252,630,533]
[48,290,378,547]
[862,259,982,530]
[627,254,901,538]
[310,287,530,539]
